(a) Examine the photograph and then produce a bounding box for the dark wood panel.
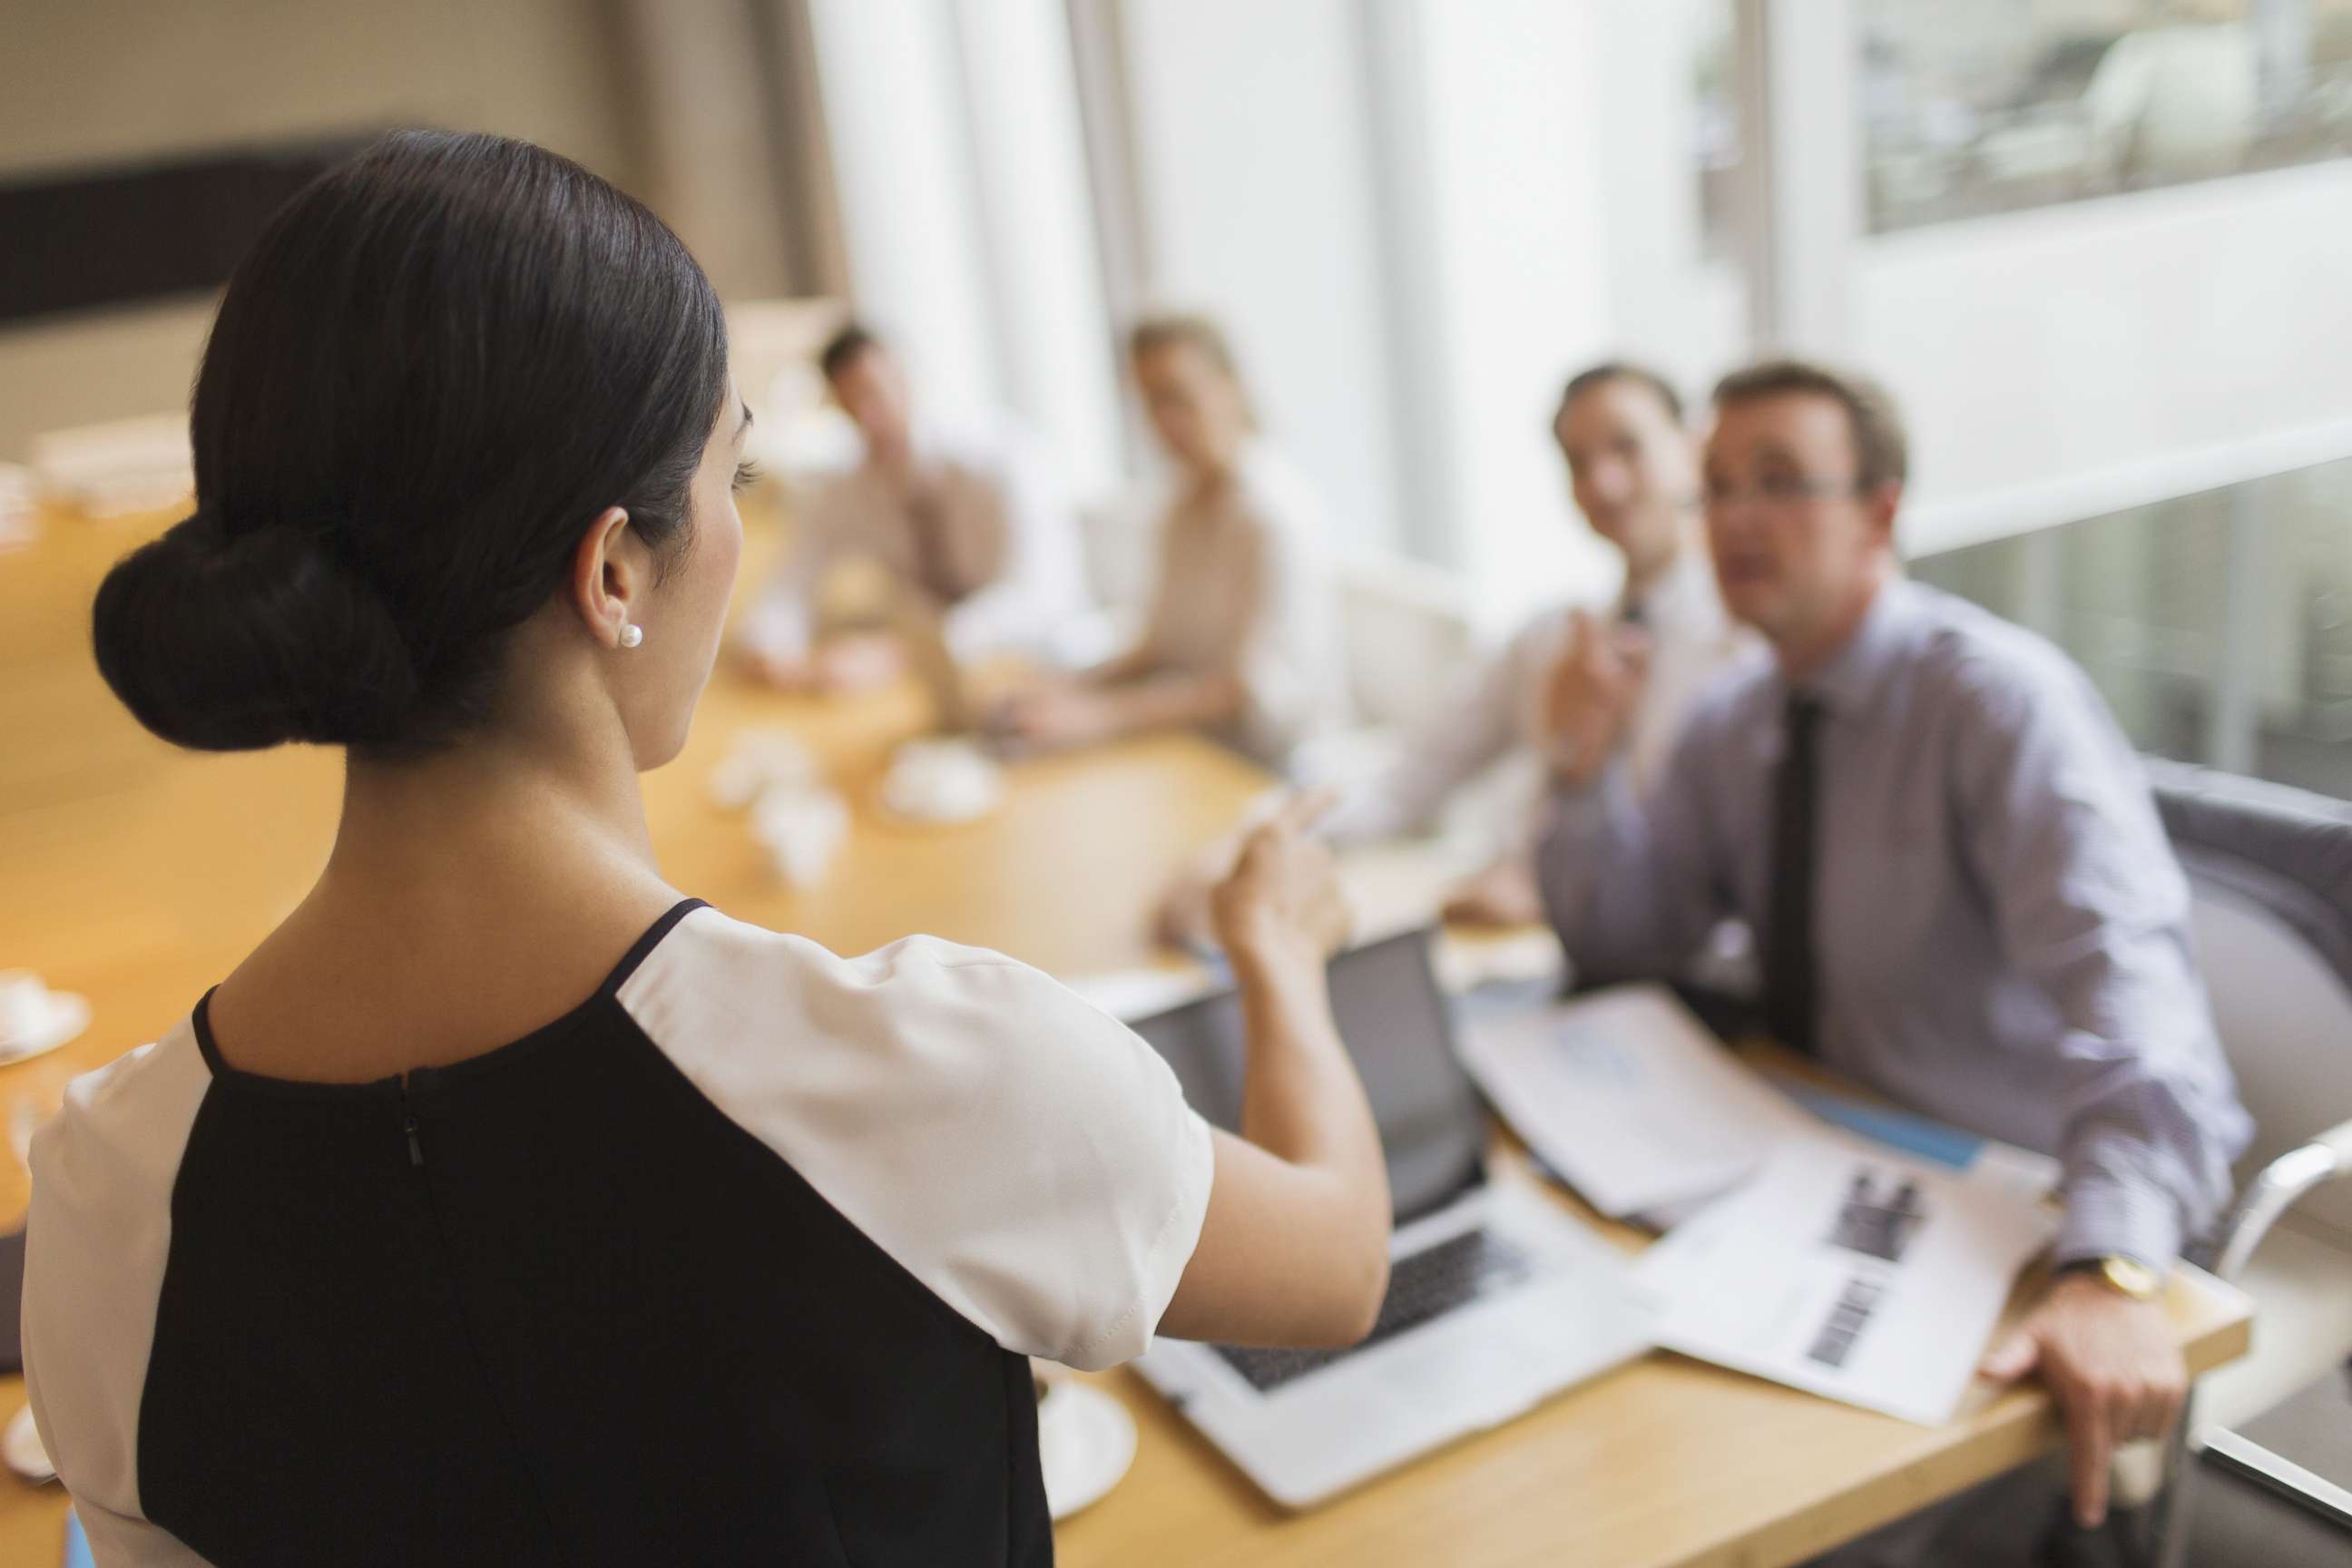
[0,134,381,324]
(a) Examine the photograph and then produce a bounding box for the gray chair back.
[2146,758,2352,1240]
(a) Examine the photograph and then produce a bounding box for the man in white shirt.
[1317,362,1753,926]
[737,324,1092,691]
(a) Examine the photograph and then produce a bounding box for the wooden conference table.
[0,503,2249,1566]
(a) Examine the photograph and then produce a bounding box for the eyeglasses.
[1703,475,1865,511]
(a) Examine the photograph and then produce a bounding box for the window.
[1694,0,1744,261]
[1914,455,2352,797]
[1860,0,2352,233]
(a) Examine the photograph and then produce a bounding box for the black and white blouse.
[24,900,1213,1565]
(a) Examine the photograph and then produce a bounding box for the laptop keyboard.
[1212,1229,1537,1395]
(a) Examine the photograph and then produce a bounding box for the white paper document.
[1633,1139,2059,1424]
[1457,985,2061,1222]
[1456,985,1819,1218]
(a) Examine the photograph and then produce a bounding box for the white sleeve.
[24,1029,214,1561]
[616,912,1216,1370]
[1232,464,1346,761]
[1318,613,1551,847]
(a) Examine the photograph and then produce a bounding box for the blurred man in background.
[1538,358,2250,1562]
[1313,361,1751,926]
[738,323,1091,691]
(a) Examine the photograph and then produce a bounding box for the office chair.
[2141,760,2352,1568]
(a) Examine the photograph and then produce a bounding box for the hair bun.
[93,507,422,751]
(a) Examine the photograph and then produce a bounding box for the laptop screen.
[1128,927,1486,1226]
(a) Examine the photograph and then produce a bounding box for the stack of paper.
[1458,984,2064,1425]
[1633,1139,2057,1424]
[1456,984,1819,1219]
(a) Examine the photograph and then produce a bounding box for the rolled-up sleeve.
[1949,653,2253,1269]
[624,919,1217,1371]
[1319,622,1531,848]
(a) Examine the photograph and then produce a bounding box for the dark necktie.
[1765,693,1824,1055]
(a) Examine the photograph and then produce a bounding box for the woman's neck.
[207,730,679,1079]
[1182,438,1245,496]
[327,728,660,906]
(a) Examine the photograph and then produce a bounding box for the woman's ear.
[568,505,642,650]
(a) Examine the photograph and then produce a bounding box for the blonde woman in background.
[995,316,1345,773]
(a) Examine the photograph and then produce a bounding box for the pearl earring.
[618,622,643,649]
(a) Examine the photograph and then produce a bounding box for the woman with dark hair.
[23,132,1389,1566]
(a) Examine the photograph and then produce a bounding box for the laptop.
[1129,926,1658,1507]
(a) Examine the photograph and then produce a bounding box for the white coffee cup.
[880,739,1004,825]
[750,785,849,889]
[1033,1369,1137,1520]
[0,973,57,1048]
[2,1406,53,1485]
[0,972,89,1063]
[710,726,821,810]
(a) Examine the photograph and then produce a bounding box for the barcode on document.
[1807,1276,1886,1370]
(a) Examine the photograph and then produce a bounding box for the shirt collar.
[864,411,966,474]
[1788,573,1917,718]
[1622,533,1718,631]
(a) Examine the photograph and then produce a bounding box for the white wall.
[0,0,638,184]
[1592,0,1751,395]
[806,0,1004,425]
[1112,0,1751,631]
[949,0,1123,495]
[1118,0,1404,553]
[0,0,643,460]
[1409,0,1753,632]
[808,0,1121,493]
[1407,0,1619,632]
[1866,158,2352,553]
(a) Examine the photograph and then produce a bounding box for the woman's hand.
[1540,612,1650,789]
[1210,791,1350,974]
[1161,787,1390,1350]
[1439,858,1545,928]
[994,685,1121,755]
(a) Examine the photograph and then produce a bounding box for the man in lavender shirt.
[1536,359,2250,1545]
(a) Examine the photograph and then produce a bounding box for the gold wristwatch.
[2059,1254,2163,1301]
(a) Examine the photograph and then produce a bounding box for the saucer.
[0,992,89,1069]
[1038,1379,1137,1522]
[750,783,849,890]
[878,739,1004,826]
[3,1404,54,1484]
[709,726,822,810]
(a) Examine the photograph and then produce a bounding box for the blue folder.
[63,1508,93,1568]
